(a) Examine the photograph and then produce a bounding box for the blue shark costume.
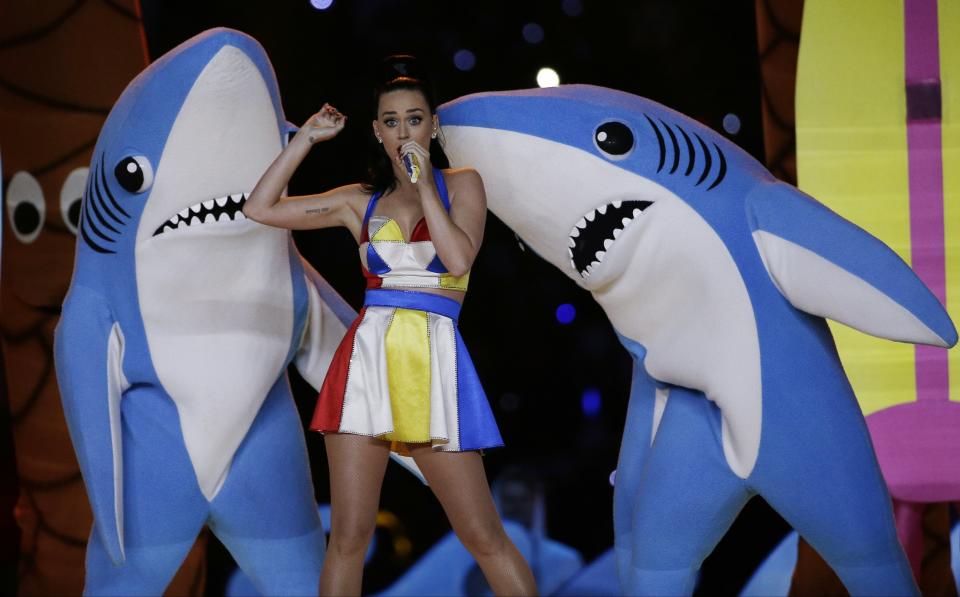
[53,29,359,595]
[438,85,958,596]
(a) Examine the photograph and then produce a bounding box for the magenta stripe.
[904,0,949,401]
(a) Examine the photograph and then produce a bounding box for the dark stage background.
[8,0,795,594]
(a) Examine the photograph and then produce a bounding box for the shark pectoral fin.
[283,121,300,145]
[390,454,427,485]
[54,286,129,564]
[294,259,354,391]
[747,182,957,347]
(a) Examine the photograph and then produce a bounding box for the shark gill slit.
[79,191,115,254]
[93,163,125,226]
[644,114,666,173]
[88,180,121,235]
[708,143,727,190]
[99,153,131,218]
[81,182,115,244]
[661,119,680,174]
[694,133,712,186]
[678,125,696,176]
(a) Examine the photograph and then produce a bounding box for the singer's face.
[373,88,437,160]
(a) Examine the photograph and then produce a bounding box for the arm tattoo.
[305,206,331,214]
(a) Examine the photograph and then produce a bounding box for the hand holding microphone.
[398,141,429,186]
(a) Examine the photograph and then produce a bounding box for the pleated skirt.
[310,289,503,454]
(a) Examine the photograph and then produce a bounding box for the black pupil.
[13,202,41,236]
[68,199,82,228]
[115,157,144,192]
[595,122,634,155]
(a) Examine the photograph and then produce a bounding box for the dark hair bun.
[381,54,425,83]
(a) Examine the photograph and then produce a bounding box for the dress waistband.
[364,289,462,321]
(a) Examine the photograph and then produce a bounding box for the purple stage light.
[310,0,334,9]
[522,23,545,44]
[561,0,583,17]
[581,388,601,417]
[555,303,576,324]
[453,49,476,72]
[723,113,741,135]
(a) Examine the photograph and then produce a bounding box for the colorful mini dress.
[310,170,503,454]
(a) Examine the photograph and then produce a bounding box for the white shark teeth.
[155,191,251,236]
[568,199,653,279]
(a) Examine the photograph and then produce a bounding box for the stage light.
[522,23,545,44]
[453,49,476,72]
[581,388,601,417]
[561,0,583,17]
[555,303,576,324]
[309,0,333,9]
[723,113,741,135]
[537,67,560,88]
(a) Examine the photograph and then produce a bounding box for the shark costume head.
[55,28,355,595]
[439,85,956,596]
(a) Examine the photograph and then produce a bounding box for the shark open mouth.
[153,193,249,236]
[568,200,653,277]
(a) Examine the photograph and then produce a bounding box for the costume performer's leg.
[83,386,209,596]
[622,386,751,596]
[209,377,325,597]
[613,360,659,588]
[752,380,918,597]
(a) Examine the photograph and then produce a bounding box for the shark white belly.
[136,46,293,499]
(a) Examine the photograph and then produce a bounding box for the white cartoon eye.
[114,155,154,193]
[60,167,88,235]
[6,171,45,244]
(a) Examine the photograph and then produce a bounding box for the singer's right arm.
[243,132,365,234]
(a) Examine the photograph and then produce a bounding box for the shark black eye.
[595,121,634,157]
[5,171,45,244]
[114,156,154,193]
